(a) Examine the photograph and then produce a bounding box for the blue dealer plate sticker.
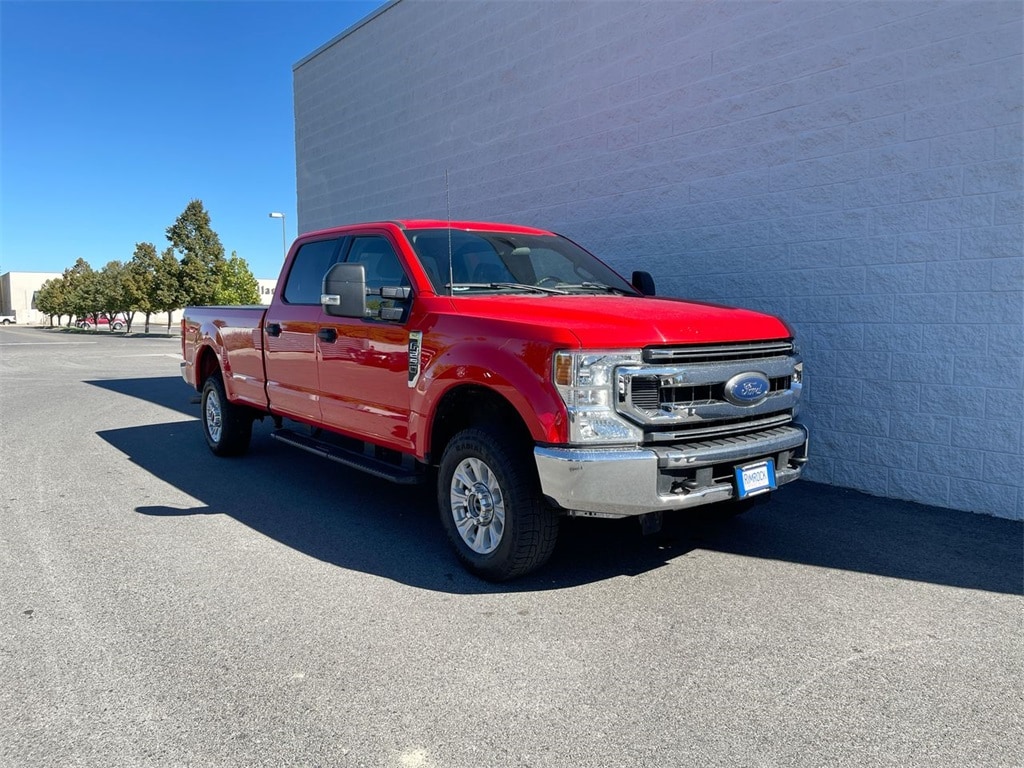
[735,459,777,499]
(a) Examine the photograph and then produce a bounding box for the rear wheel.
[438,427,558,581]
[201,373,253,456]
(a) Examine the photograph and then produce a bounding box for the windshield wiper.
[492,281,570,294]
[563,282,635,295]
[446,282,569,295]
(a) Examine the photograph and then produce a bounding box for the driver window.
[346,236,410,315]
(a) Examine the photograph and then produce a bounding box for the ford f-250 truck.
[181,220,807,580]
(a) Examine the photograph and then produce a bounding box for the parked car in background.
[77,314,126,331]
[0,314,16,325]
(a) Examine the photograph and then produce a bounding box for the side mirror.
[632,270,656,296]
[322,263,367,318]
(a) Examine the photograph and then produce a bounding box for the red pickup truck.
[181,220,807,579]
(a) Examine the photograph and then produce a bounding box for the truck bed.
[181,305,269,411]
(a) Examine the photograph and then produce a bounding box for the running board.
[271,428,423,485]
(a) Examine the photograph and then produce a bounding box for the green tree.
[64,258,99,326]
[213,251,260,305]
[36,277,70,327]
[129,242,160,333]
[97,260,143,332]
[155,246,184,333]
[35,278,57,326]
[167,199,225,306]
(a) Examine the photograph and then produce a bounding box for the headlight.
[553,350,644,445]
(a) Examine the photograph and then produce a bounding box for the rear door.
[263,236,343,424]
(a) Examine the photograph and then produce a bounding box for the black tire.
[438,427,559,581]
[201,373,253,456]
[112,321,124,331]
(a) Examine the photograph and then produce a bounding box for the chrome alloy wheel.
[205,387,223,443]
[450,457,506,554]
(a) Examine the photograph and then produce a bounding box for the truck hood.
[450,294,791,347]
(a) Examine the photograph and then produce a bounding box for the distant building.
[0,271,60,324]
[257,279,277,304]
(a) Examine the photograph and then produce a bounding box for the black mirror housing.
[632,270,656,296]
[322,263,367,317]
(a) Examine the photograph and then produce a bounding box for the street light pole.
[268,212,287,259]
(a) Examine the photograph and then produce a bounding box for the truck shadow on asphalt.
[92,377,1023,596]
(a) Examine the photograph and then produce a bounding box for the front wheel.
[112,321,124,331]
[438,427,559,581]
[201,373,253,456]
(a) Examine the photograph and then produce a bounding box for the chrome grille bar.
[645,340,793,364]
[645,413,794,443]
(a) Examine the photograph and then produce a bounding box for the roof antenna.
[445,169,454,297]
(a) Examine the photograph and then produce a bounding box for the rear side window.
[283,238,341,304]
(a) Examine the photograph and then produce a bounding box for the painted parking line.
[0,341,99,346]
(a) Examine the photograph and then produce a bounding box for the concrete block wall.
[294,0,1024,519]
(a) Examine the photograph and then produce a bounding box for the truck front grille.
[617,341,802,443]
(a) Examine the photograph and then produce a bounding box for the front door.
[317,234,414,452]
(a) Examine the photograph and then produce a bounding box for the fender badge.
[408,331,423,388]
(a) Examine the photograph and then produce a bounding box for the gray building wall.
[294,0,1024,519]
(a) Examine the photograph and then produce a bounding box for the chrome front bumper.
[534,424,808,518]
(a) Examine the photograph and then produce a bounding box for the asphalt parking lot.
[1,325,1021,768]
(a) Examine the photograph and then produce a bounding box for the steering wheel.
[536,276,564,288]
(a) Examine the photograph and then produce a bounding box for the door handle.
[265,322,282,338]
[317,328,338,344]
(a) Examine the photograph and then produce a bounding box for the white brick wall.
[294,0,1024,519]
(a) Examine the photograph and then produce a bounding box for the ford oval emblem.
[724,372,771,406]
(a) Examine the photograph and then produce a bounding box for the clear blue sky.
[1,0,386,279]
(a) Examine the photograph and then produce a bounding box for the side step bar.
[271,428,423,485]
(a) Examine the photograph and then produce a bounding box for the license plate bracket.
[735,459,777,499]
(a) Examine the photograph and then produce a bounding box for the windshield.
[404,229,639,296]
